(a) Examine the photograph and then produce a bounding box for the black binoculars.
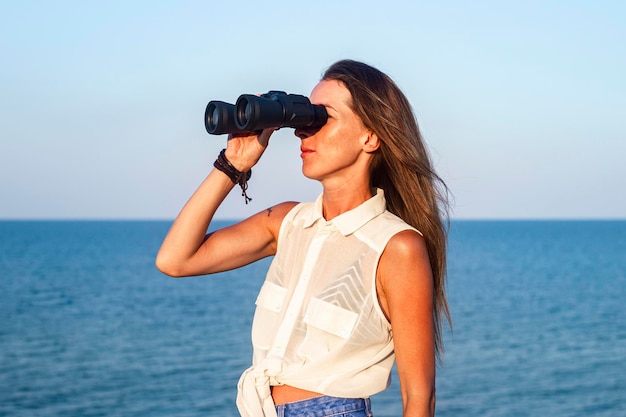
[205,91,328,135]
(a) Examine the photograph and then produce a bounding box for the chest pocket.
[298,298,358,361]
[251,281,287,350]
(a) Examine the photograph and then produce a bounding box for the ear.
[362,130,380,153]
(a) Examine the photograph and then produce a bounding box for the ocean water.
[1,220,625,417]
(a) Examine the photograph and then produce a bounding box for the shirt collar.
[302,188,387,236]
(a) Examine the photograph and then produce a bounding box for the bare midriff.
[271,385,324,405]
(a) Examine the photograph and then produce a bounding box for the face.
[295,79,377,184]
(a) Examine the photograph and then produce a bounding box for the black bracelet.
[213,149,252,204]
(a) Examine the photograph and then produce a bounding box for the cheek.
[331,124,367,154]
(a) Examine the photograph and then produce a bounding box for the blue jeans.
[275,395,373,417]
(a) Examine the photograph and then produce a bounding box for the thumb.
[257,127,276,148]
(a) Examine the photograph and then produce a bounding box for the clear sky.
[1,1,624,220]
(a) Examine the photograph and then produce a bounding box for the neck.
[321,179,373,221]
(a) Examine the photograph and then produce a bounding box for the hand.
[224,128,275,172]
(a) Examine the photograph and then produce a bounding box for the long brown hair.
[323,59,451,359]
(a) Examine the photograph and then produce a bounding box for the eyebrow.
[319,102,338,112]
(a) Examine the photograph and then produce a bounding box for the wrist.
[223,149,251,172]
[213,149,252,204]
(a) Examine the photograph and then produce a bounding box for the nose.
[294,128,308,140]
[294,126,319,140]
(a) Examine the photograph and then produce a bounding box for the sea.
[1,220,625,417]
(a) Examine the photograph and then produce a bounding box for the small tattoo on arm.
[266,207,273,217]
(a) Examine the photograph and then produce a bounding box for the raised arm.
[156,129,297,277]
[377,230,437,417]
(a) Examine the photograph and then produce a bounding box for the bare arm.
[377,230,436,417]
[156,128,296,277]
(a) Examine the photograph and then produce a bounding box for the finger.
[258,128,276,147]
[228,131,256,139]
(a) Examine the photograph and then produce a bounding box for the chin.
[301,166,323,181]
[301,170,317,180]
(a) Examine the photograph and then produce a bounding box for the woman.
[156,59,450,417]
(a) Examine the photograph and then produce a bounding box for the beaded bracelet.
[213,149,252,204]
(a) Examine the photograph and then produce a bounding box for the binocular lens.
[205,106,220,132]
[235,94,290,131]
[245,103,252,123]
[235,100,255,130]
[205,101,236,135]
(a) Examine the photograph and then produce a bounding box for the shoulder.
[383,229,428,265]
[264,201,300,220]
[234,201,299,249]
[356,210,421,253]
[376,229,434,319]
[259,201,300,236]
[378,229,432,292]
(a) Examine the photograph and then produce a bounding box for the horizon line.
[1,217,625,222]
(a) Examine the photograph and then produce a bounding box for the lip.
[300,147,314,158]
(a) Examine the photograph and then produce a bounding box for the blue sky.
[1,1,624,219]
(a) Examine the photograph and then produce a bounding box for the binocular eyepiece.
[205,91,327,135]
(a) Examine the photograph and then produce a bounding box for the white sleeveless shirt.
[236,189,419,417]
